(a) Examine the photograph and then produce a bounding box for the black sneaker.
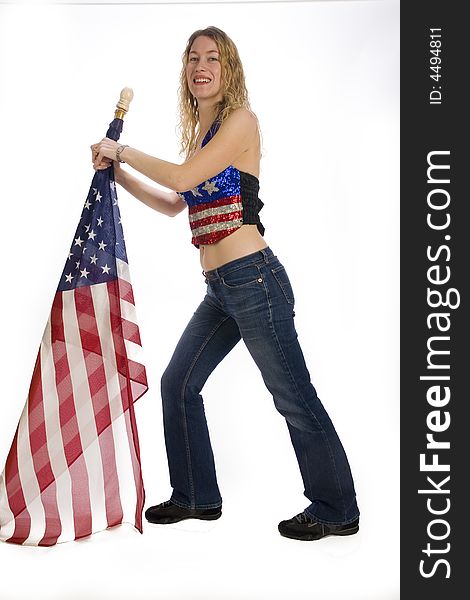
[278,511,359,541]
[144,499,222,524]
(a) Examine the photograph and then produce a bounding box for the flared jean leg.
[161,294,241,510]
[239,314,359,525]
[208,247,360,526]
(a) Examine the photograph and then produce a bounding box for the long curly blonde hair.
[177,26,261,161]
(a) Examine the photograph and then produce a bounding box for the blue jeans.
[161,246,360,525]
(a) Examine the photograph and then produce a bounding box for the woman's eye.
[189,56,218,62]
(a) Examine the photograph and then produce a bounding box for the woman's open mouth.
[193,77,212,85]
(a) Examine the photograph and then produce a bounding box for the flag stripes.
[0,255,147,545]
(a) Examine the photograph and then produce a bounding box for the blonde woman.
[91,26,360,541]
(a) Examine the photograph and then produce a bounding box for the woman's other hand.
[90,137,122,169]
[92,155,114,171]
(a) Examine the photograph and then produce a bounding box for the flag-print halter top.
[177,118,265,248]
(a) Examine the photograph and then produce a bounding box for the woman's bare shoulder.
[222,108,260,141]
[227,107,259,123]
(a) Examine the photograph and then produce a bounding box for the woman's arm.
[116,108,258,193]
[115,165,187,217]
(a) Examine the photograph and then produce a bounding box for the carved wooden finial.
[116,87,134,112]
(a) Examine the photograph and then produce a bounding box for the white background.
[0,0,399,598]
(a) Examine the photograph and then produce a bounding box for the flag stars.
[60,180,124,291]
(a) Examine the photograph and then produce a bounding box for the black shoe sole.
[145,511,222,525]
[278,523,359,541]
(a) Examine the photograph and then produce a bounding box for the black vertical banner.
[401,1,466,598]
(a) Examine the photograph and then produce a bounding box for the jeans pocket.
[221,264,263,289]
[271,265,295,305]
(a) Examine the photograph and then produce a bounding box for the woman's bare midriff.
[200,225,268,271]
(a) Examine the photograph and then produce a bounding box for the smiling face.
[186,35,224,104]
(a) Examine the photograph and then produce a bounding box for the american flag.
[0,166,148,546]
